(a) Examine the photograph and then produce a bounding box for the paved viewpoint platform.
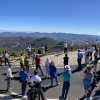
[0,61,100,100]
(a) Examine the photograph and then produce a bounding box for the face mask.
[11,67,13,69]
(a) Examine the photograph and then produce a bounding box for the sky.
[0,0,100,35]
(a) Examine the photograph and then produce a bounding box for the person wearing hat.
[59,65,72,99]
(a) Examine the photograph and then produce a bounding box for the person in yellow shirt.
[20,53,24,68]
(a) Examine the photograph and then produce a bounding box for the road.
[0,62,100,100]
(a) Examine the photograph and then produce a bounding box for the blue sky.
[0,0,100,35]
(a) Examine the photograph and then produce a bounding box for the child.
[45,58,50,78]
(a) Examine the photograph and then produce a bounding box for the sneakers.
[59,96,65,99]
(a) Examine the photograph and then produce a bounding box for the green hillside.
[0,37,59,51]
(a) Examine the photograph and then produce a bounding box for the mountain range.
[0,31,100,51]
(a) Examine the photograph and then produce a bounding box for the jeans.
[28,51,31,59]
[85,56,88,65]
[46,66,49,77]
[90,52,93,61]
[62,81,70,99]
[36,64,44,75]
[78,59,81,69]
[5,58,10,66]
[64,48,67,53]
[7,77,11,91]
[0,58,2,65]
[20,63,24,68]
[22,81,27,96]
[95,45,97,50]
[51,76,58,85]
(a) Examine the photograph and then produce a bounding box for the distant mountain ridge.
[0,32,100,43]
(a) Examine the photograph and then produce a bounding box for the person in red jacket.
[35,54,45,76]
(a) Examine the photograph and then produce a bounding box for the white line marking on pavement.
[31,67,43,68]
[47,99,59,100]
[10,92,27,98]
[85,95,100,100]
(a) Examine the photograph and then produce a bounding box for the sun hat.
[65,65,71,71]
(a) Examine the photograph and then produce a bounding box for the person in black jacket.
[63,54,69,70]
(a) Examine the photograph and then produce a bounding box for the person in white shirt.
[70,42,74,52]
[95,39,98,50]
[63,42,67,53]
[90,45,94,61]
[27,45,31,59]
[6,64,14,92]
[30,70,46,100]
[4,51,10,66]
[45,58,50,78]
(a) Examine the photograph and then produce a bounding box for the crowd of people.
[5,39,100,100]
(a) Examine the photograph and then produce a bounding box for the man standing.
[94,39,98,50]
[90,45,94,61]
[19,66,30,96]
[30,70,46,100]
[20,53,24,68]
[63,42,67,53]
[6,64,14,92]
[24,56,30,73]
[27,45,31,59]
[35,54,45,76]
[63,54,69,70]
[0,52,3,66]
[4,51,10,66]
[77,50,83,69]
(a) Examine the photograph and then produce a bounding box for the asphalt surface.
[0,62,100,100]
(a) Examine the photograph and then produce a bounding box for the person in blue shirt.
[77,49,83,70]
[32,50,36,65]
[4,51,10,66]
[19,66,30,96]
[59,65,72,99]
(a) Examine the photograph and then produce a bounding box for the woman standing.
[49,61,60,86]
[41,45,45,56]
[45,44,49,55]
[83,66,92,98]
[45,58,50,78]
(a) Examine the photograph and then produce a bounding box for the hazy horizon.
[0,0,100,36]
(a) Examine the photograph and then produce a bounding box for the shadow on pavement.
[72,68,82,74]
[1,71,19,76]
[0,90,8,94]
[42,85,58,92]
